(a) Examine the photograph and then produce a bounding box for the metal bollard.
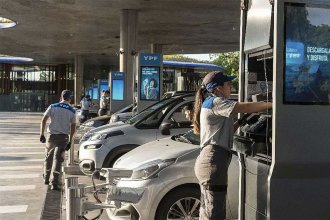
[68,141,74,165]
[65,177,79,220]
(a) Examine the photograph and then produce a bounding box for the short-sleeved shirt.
[80,98,91,111]
[200,96,237,150]
[99,96,109,110]
[44,102,76,135]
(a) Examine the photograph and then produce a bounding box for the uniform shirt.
[44,102,76,135]
[200,96,237,150]
[99,96,109,110]
[80,98,91,111]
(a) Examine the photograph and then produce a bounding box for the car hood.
[114,137,199,169]
[86,115,111,122]
[88,121,126,134]
[113,112,133,118]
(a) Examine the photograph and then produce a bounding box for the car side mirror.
[160,121,172,135]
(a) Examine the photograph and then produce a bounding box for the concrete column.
[74,56,84,105]
[151,43,163,53]
[119,9,138,110]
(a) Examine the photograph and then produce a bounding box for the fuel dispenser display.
[137,53,163,112]
[109,71,125,113]
[238,1,330,219]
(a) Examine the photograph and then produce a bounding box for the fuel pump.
[109,71,125,113]
[238,0,330,219]
[137,53,163,112]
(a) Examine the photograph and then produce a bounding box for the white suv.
[79,94,194,174]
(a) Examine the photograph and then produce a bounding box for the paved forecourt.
[0,112,48,220]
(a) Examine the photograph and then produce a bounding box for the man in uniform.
[39,90,76,190]
[80,94,92,123]
[98,90,110,116]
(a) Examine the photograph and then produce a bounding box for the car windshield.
[116,104,133,114]
[126,97,178,125]
[174,130,200,145]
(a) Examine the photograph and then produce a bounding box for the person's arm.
[40,115,49,136]
[232,102,272,114]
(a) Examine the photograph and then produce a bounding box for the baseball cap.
[61,90,73,100]
[203,71,236,92]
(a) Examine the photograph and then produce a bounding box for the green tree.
[211,52,239,92]
[163,54,210,63]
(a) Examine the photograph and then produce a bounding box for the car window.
[136,101,178,128]
[168,102,193,128]
[116,104,133,113]
[126,97,179,125]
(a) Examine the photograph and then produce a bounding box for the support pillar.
[4,64,11,95]
[74,56,84,105]
[116,9,138,112]
[56,64,67,96]
[151,43,163,53]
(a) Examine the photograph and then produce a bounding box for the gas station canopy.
[0,0,240,65]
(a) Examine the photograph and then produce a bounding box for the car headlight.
[90,133,108,141]
[80,133,94,142]
[88,130,124,141]
[130,158,176,180]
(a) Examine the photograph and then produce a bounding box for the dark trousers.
[80,110,90,123]
[44,134,69,185]
[98,108,107,116]
[194,145,232,220]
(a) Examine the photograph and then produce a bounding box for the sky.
[184,54,214,61]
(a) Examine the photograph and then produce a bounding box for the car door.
[156,100,193,139]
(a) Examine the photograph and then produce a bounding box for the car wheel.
[155,186,201,220]
[103,152,126,168]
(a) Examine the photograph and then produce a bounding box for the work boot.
[50,184,61,191]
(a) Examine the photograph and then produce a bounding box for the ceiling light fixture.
[0,54,33,62]
[0,17,17,29]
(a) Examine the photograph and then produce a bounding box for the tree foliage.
[211,52,239,91]
[163,54,210,63]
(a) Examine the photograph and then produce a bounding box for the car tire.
[155,186,201,220]
[103,152,126,168]
[102,145,139,168]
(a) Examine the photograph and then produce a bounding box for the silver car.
[74,104,135,144]
[79,94,194,175]
[104,130,239,220]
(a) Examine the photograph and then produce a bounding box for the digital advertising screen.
[112,79,124,101]
[92,84,99,100]
[284,3,330,104]
[111,72,125,101]
[86,88,92,97]
[100,84,109,93]
[140,66,160,101]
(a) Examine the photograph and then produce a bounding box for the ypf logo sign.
[111,71,124,79]
[143,55,158,61]
[140,53,161,66]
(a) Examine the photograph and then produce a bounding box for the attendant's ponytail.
[193,87,207,134]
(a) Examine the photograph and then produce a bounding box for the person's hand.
[65,142,71,151]
[40,135,46,143]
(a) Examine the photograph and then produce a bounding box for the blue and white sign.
[140,53,162,66]
[111,72,125,101]
[286,41,304,65]
[111,71,125,80]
